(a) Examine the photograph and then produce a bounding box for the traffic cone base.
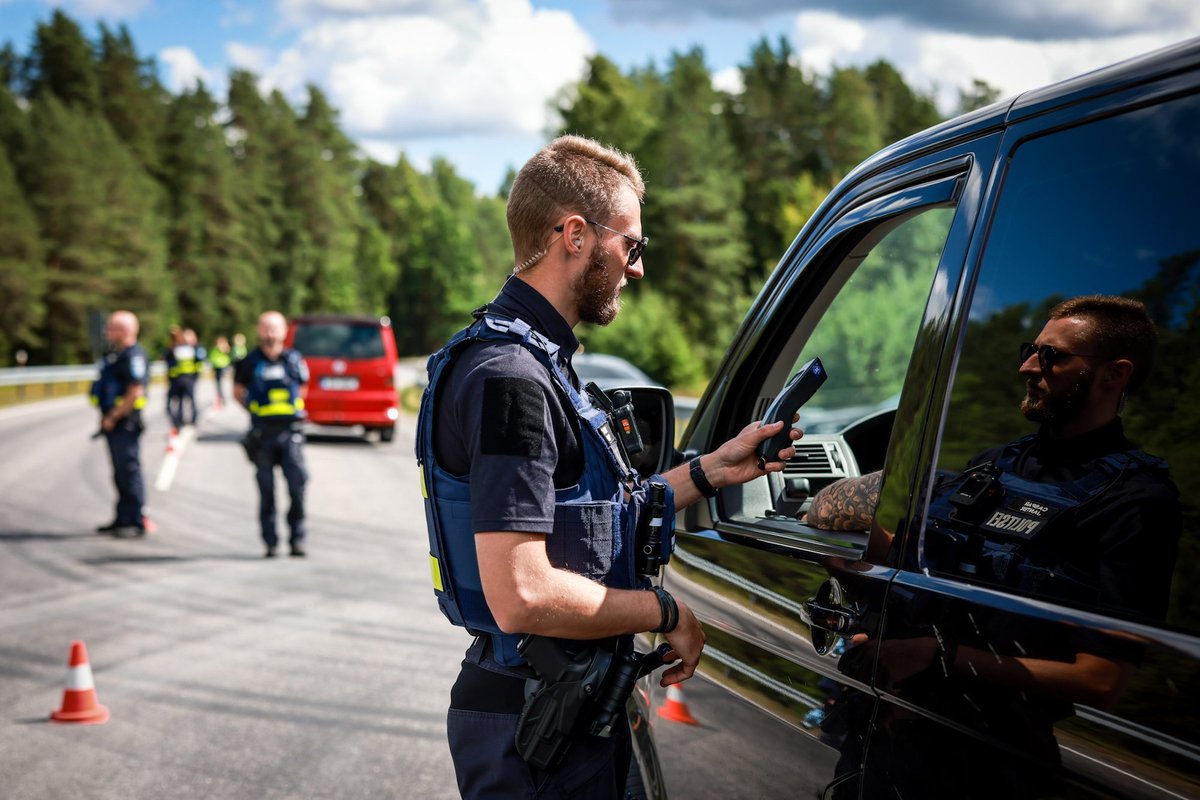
[658,683,699,725]
[49,641,109,725]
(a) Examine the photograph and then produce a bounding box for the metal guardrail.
[0,362,168,387]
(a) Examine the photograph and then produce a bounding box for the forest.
[0,10,999,387]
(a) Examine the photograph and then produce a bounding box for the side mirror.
[605,386,677,477]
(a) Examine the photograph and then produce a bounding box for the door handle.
[804,578,860,655]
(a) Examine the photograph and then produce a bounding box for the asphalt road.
[0,381,465,799]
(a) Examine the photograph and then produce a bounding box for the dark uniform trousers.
[447,661,632,799]
[253,425,307,548]
[167,376,197,429]
[104,416,145,527]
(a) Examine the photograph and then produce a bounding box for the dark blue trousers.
[167,376,197,428]
[253,426,307,547]
[447,679,632,799]
[104,417,145,527]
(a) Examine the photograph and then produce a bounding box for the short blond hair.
[507,135,644,272]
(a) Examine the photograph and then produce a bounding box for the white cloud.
[261,0,595,140]
[790,11,1192,114]
[159,46,219,93]
[711,65,744,95]
[227,41,272,73]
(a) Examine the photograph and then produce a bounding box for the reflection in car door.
[656,128,1003,799]
[865,73,1200,800]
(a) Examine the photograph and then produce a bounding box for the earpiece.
[574,238,582,248]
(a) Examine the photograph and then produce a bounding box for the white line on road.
[155,427,195,491]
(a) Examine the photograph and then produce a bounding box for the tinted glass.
[933,92,1200,634]
[293,323,386,359]
[799,208,954,434]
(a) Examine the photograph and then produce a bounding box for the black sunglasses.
[1019,342,1107,371]
[554,219,648,267]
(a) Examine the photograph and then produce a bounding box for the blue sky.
[1,1,1196,193]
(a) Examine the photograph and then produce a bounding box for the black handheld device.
[755,357,827,468]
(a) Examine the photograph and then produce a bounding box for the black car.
[626,37,1200,800]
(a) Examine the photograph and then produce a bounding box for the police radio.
[584,382,644,462]
[756,358,827,468]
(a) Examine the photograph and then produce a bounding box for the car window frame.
[680,141,1004,566]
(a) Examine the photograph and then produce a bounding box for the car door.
[653,123,1004,799]
[864,55,1200,799]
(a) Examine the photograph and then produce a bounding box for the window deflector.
[714,173,965,560]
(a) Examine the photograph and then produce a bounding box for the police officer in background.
[418,135,801,798]
[209,335,232,410]
[91,310,149,538]
[234,311,309,558]
[163,326,200,434]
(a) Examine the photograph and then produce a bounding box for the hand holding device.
[755,357,827,468]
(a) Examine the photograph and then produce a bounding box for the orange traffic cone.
[50,641,109,725]
[658,683,699,725]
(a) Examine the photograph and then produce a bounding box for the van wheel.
[379,426,395,443]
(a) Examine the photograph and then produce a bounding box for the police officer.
[91,310,149,538]
[163,326,200,433]
[417,135,801,799]
[234,311,309,558]
[209,335,232,410]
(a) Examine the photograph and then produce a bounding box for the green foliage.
[804,209,953,409]
[579,288,706,390]
[25,95,169,359]
[0,142,44,361]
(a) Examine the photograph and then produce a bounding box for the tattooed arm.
[806,470,883,531]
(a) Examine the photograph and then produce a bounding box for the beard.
[574,246,622,325]
[1020,369,1094,425]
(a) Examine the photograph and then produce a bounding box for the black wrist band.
[689,456,718,499]
[652,586,678,633]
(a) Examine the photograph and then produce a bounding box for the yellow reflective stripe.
[295,398,305,410]
[133,396,146,409]
[255,403,298,416]
[249,401,259,412]
[430,554,444,592]
[89,396,99,406]
[419,469,428,499]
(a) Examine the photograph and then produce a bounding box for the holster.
[513,636,672,771]
[240,427,264,464]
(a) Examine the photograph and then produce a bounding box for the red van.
[286,314,399,441]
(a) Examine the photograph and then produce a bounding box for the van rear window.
[293,323,386,359]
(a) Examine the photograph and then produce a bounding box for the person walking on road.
[234,311,310,558]
[210,335,232,410]
[416,135,801,798]
[163,326,200,434]
[90,310,149,538]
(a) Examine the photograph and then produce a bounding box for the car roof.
[290,314,391,327]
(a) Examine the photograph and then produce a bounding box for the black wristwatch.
[689,456,718,499]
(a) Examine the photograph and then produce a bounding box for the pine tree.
[97,23,166,174]
[25,95,169,361]
[27,10,100,111]
[0,142,45,363]
[639,48,752,367]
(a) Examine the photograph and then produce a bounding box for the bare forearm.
[478,533,658,637]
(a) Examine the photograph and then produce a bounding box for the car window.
[729,204,956,529]
[929,91,1200,634]
[293,323,386,359]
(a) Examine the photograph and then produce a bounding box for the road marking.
[155,427,195,491]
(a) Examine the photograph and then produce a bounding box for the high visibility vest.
[243,348,308,422]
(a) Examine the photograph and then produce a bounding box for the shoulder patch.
[129,355,146,380]
[481,376,545,458]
